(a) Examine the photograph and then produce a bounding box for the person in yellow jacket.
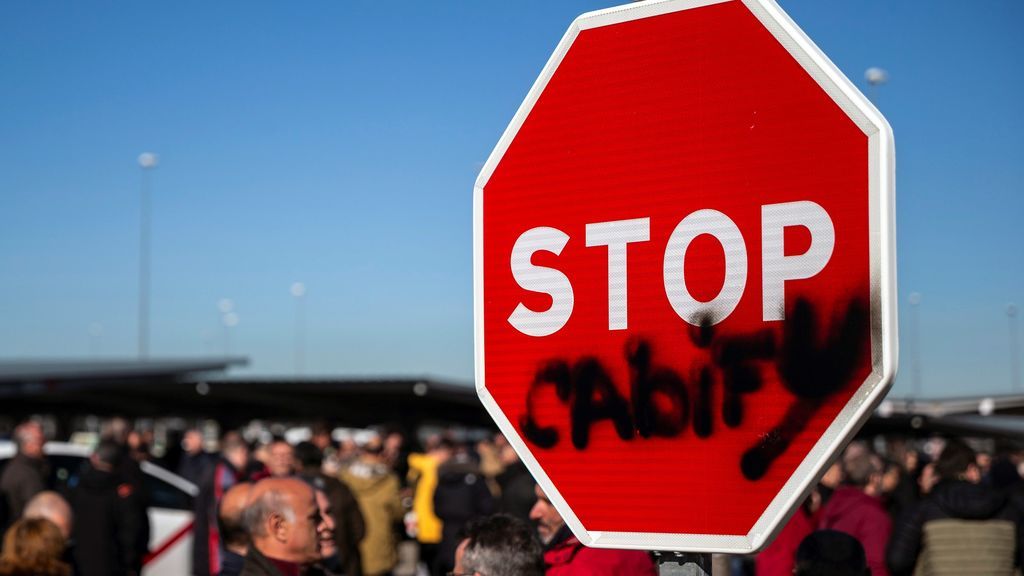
[341,439,404,576]
[406,437,453,573]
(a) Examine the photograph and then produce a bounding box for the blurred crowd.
[0,419,653,576]
[0,417,1022,576]
[756,438,1024,576]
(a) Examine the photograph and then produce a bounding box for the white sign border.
[473,0,896,553]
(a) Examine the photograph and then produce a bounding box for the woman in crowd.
[0,517,71,576]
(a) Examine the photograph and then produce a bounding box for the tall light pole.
[291,282,307,375]
[201,329,214,355]
[218,298,236,356]
[909,292,923,400]
[865,67,888,104]
[222,312,239,356]
[89,322,104,357]
[1009,303,1020,392]
[137,152,158,359]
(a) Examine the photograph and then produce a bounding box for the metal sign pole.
[655,551,712,576]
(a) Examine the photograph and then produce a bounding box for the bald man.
[217,482,252,576]
[240,478,326,576]
[23,491,73,540]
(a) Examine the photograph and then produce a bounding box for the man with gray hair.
[1,420,48,529]
[453,514,544,576]
[240,477,327,576]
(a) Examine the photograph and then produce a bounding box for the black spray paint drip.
[739,298,868,480]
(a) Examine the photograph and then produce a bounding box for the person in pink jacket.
[529,484,656,576]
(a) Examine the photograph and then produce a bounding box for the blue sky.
[1,1,1021,398]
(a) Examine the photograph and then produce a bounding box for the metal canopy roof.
[0,360,484,428]
[0,358,248,385]
[880,394,1024,417]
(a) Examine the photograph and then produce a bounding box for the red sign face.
[474,0,895,553]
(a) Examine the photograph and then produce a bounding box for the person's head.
[360,436,384,461]
[384,431,404,454]
[976,451,993,475]
[268,438,295,478]
[918,462,938,495]
[903,449,920,474]
[529,484,565,545]
[338,438,357,458]
[498,442,520,467]
[934,439,980,483]
[293,441,323,475]
[126,431,149,462]
[222,432,250,473]
[429,437,455,465]
[843,450,883,496]
[454,514,545,576]
[794,530,869,576]
[90,438,122,472]
[0,518,70,576]
[243,478,322,565]
[218,482,253,555]
[311,487,336,559]
[22,492,73,540]
[310,423,333,451]
[819,461,844,489]
[880,460,901,494]
[13,421,45,460]
[182,429,204,455]
[101,417,131,445]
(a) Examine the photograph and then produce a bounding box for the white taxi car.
[0,441,196,576]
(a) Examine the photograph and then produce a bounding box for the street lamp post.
[137,152,158,359]
[1010,304,1020,392]
[89,322,104,357]
[218,298,236,356]
[291,282,307,375]
[222,312,239,356]
[909,292,923,400]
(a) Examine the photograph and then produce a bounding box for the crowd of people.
[757,438,1024,576]
[0,416,1021,576]
[0,420,149,576]
[181,425,656,576]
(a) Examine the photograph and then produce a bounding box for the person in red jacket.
[758,461,845,576]
[529,484,655,576]
[817,451,892,576]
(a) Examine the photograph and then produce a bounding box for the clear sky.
[1,1,1021,398]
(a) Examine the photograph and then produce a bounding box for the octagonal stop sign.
[473,0,895,553]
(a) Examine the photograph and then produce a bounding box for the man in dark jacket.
[194,432,250,576]
[887,439,1024,575]
[495,443,536,525]
[0,421,48,529]
[178,429,214,486]
[294,441,365,576]
[433,449,496,576]
[70,439,148,576]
